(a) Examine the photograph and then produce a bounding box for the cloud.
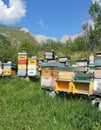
[38,19,48,29]
[92,0,101,6]
[0,0,27,24]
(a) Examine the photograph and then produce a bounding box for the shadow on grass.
[29,76,40,82]
[56,92,96,102]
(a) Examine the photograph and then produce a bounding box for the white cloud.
[0,0,27,24]
[92,0,101,6]
[38,19,48,29]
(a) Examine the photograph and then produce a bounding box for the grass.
[0,77,101,130]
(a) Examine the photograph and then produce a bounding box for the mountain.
[0,25,81,44]
[60,35,79,43]
[33,34,58,43]
[33,34,81,43]
[0,25,38,45]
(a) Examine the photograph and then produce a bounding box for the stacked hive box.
[18,52,27,77]
[27,56,39,77]
[3,62,12,76]
[94,52,101,96]
[73,73,94,95]
[45,51,56,61]
[55,66,75,93]
[76,59,89,72]
[55,65,94,96]
[58,57,71,66]
[88,54,95,73]
[41,62,65,90]
[0,62,2,76]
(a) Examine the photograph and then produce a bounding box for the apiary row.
[17,52,39,77]
[41,52,101,96]
[0,62,16,77]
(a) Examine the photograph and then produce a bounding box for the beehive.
[17,52,27,77]
[27,57,39,77]
[56,79,73,93]
[94,79,101,96]
[58,66,75,80]
[3,62,12,76]
[95,67,101,78]
[41,62,65,90]
[2,63,16,77]
[94,55,101,78]
[76,59,89,72]
[45,51,55,60]
[0,62,2,76]
[73,80,93,95]
[96,52,101,57]
[59,57,71,66]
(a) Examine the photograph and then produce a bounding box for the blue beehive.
[17,70,26,76]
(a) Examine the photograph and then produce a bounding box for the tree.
[0,39,17,63]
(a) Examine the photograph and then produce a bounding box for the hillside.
[0,25,38,45]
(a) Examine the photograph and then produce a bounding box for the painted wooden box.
[55,79,73,93]
[45,51,55,60]
[73,80,93,95]
[18,65,27,70]
[18,60,27,64]
[3,70,11,76]
[17,70,26,76]
[94,79,101,96]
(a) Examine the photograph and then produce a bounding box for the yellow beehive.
[28,59,38,65]
[3,70,11,76]
[55,79,73,93]
[18,65,27,70]
[58,71,75,80]
[72,81,93,95]
[18,56,27,60]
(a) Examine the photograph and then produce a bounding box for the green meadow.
[0,77,101,130]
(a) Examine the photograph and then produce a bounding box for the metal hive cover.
[94,58,101,66]
[41,61,65,68]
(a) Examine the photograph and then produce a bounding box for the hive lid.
[94,57,101,66]
[41,61,65,68]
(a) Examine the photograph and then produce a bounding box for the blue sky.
[0,0,92,39]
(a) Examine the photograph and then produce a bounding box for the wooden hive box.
[18,52,27,60]
[73,80,93,96]
[58,66,75,80]
[41,61,65,90]
[0,62,2,69]
[3,70,11,76]
[45,51,55,60]
[18,64,27,70]
[76,59,89,67]
[18,60,27,64]
[28,57,38,65]
[96,52,101,58]
[95,67,101,78]
[94,79,101,96]
[55,79,73,93]
[17,70,26,77]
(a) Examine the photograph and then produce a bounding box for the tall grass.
[0,77,101,130]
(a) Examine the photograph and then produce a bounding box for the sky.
[0,0,100,39]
